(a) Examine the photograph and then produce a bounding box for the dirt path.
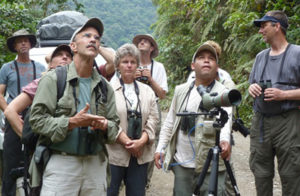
[145,131,282,196]
[119,112,282,196]
[144,111,282,196]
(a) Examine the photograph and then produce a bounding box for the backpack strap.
[55,66,67,100]
[95,77,108,113]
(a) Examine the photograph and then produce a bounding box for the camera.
[10,167,24,180]
[180,111,196,134]
[127,110,142,139]
[232,118,249,137]
[136,67,150,85]
[259,79,272,100]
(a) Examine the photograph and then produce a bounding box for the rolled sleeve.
[219,106,232,143]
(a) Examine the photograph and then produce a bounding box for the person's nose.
[259,26,264,34]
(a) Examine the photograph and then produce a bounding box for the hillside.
[78,0,157,49]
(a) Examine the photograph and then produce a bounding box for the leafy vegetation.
[152,0,300,123]
[78,0,157,49]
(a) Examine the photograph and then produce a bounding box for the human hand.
[135,69,143,78]
[154,152,164,169]
[68,103,107,130]
[124,139,144,158]
[248,83,262,98]
[220,141,231,160]
[264,88,286,101]
[90,117,108,132]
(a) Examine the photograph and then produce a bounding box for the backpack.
[21,66,67,153]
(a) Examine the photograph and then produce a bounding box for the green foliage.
[153,0,300,123]
[77,0,157,49]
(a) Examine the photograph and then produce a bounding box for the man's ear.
[69,42,77,53]
[191,62,195,70]
[150,46,154,53]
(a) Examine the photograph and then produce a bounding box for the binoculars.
[180,111,196,134]
[127,110,142,139]
[259,80,272,99]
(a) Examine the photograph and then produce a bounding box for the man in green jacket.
[29,18,120,196]
[154,42,232,195]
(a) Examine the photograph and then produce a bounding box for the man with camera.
[248,10,300,196]
[29,18,120,195]
[154,42,232,195]
[132,34,168,187]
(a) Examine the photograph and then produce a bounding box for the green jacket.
[29,62,120,187]
[162,80,231,173]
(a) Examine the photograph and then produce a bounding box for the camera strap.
[178,80,195,113]
[150,59,154,76]
[120,78,141,114]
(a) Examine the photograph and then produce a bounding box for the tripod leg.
[207,146,219,196]
[193,148,213,196]
[224,160,240,196]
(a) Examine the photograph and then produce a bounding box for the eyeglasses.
[82,33,101,41]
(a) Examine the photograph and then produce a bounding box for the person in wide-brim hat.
[6,29,37,53]
[132,34,159,58]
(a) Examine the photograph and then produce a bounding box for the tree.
[152,0,299,122]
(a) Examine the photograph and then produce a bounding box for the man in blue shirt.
[0,29,45,196]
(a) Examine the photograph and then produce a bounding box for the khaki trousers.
[40,154,107,196]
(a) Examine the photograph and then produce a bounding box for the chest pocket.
[55,94,75,117]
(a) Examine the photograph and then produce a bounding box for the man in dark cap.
[249,10,300,196]
[0,29,45,196]
[29,18,119,195]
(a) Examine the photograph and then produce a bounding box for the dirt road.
[145,131,282,196]
[119,111,282,196]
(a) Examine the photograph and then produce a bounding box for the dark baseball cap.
[50,45,72,61]
[253,15,288,29]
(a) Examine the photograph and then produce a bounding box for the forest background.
[0,0,299,123]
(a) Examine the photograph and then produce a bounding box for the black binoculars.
[259,80,272,99]
[180,111,196,134]
[127,110,142,139]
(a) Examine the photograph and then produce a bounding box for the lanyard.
[119,79,141,114]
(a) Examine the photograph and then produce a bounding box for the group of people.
[0,9,299,196]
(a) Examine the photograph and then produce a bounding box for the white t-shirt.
[123,83,138,110]
[143,60,168,92]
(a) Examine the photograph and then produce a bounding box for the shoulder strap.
[98,77,107,103]
[55,66,67,100]
[150,60,154,76]
[31,60,36,80]
[13,60,37,96]
[13,60,21,95]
